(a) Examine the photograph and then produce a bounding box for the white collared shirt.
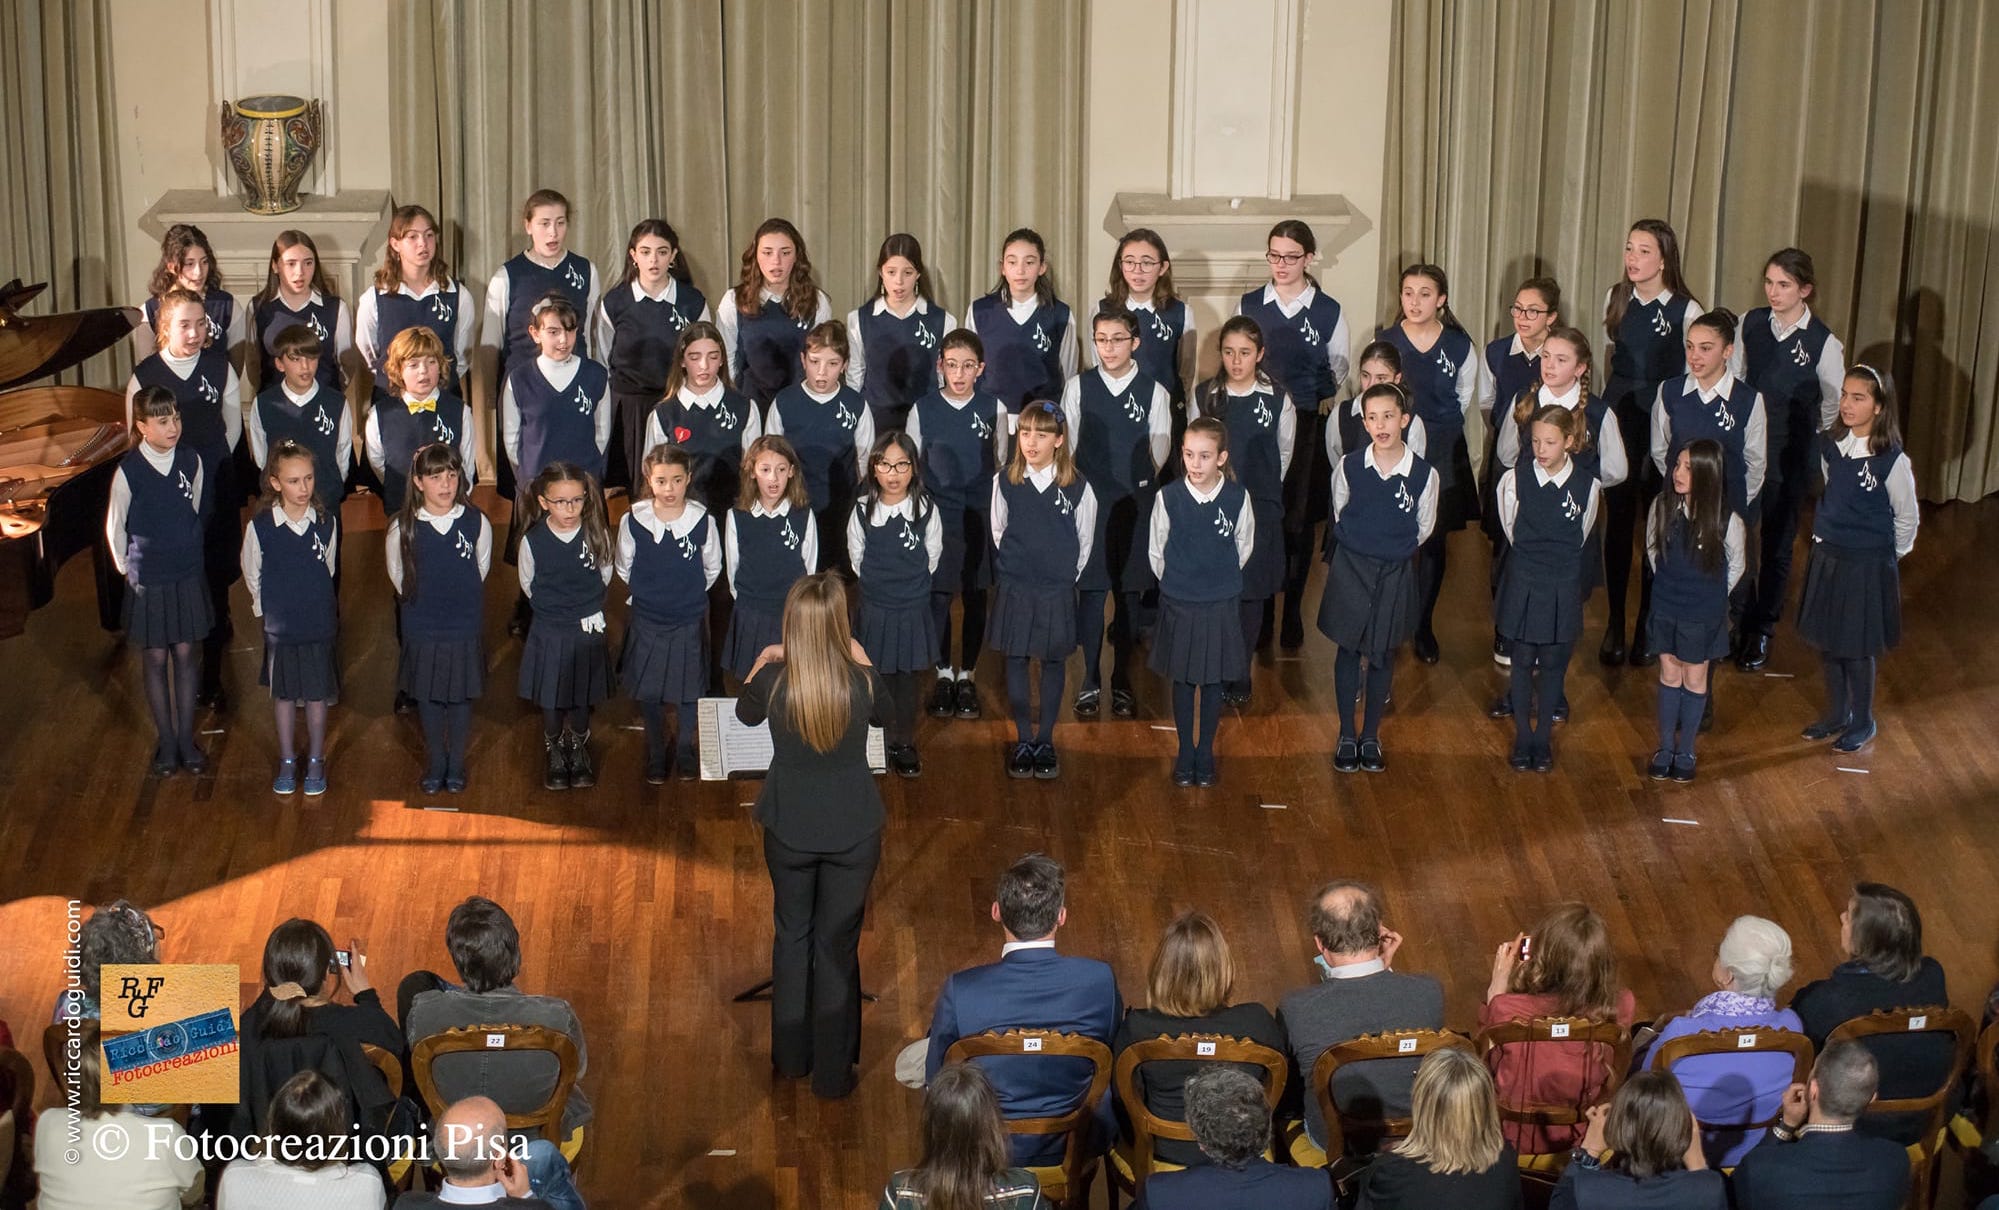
[1495,457,1601,543]
[616,498,722,591]
[1649,374,1768,504]
[1322,956,1388,980]
[1825,432,1920,557]
[724,499,818,597]
[240,502,336,616]
[1147,475,1256,580]
[847,495,944,580]
[1645,498,1747,592]
[354,277,477,380]
[385,503,492,593]
[642,381,765,455]
[105,443,205,576]
[1329,442,1439,545]
[1000,938,1057,958]
[989,465,1099,580]
[435,1178,509,1204]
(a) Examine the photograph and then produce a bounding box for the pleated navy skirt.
[619,614,707,704]
[1494,572,1584,646]
[1241,498,1285,599]
[722,601,784,680]
[1147,595,1247,684]
[858,598,938,675]
[1797,541,1901,658]
[1316,545,1419,660]
[518,622,613,708]
[399,636,485,704]
[262,638,340,703]
[988,580,1077,660]
[1647,612,1733,663]
[123,574,214,648]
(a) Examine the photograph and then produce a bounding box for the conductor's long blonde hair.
[777,572,869,753]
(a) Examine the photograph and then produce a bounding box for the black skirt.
[1797,541,1902,658]
[1147,595,1247,684]
[988,580,1077,660]
[1433,432,1480,533]
[518,621,613,708]
[262,638,340,703]
[619,614,707,703]
[1316,544,1419,660]
[123,574,214,648]
[1242,497,1285,599]
[1494,571,1585,646]
[932,504,993,594]
[1286,410,1330,533]
[399,635,486,704]
[1647,612,1732,663]
[857,598,938,675]
[1078,490,1155,594]
[722,601,784,679]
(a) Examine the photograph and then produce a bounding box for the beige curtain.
[1384,0,1999,502]
[389,0,1086,339]
[0,0,128,386]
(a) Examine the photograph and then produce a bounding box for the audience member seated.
[879,1063,1047,1210]
[31,1022,204,1210]
[1639,914,1804,1166]
[1729,1041,1909,1210]
[1480,902,1638,1154]
[1789,881,1951,1146]
[231,919,408,1141]
[1353,1048,1522,1210]
[390,1096,583,1210]
[1551,1071,1724,1210]
[1133,1068,1332,1210]
[924,853,1123,1166]
[402,897,592,1141]
[1113,909,1287,1167]
[54,898,161,1020]
[1276,879,1444,1154]
[216,1070,387,1210]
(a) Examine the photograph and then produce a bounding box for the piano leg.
[92,540,124,632]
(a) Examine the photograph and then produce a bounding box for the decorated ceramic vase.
[219,95,323,215]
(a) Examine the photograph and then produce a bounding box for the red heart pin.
[673,426,692,442]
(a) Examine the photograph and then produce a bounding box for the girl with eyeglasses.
[1094,229,1194,407]
[848,432,942,776]
[1479,277,1563,664]
[517,462,615,791]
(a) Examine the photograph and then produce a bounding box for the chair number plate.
[1197,1041,1217,1056]
[1737,1034,1757,1048]
[1550,1023,1570,1038]
[1023,1037,1043,1051]
[1398,1038,1419,1053]
[485,1033,506,1048]
[1909,1015,1927,1030]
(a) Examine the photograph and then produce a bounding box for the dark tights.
[1237,599,1266,689]
[541,706,591,736]
[1818,655,1877,729]
[1076,590,1138,691]
[1508,641,1574,751]
[1005,656,1065,745]
[1333,649,1392,741]
[142,641,199,760]
[1414,534,1448,641]
[639,700,701,762]
[930,589,986,672]
[1278,524,1314,632]
[273,698,330,761]
[883,671,923,747]
[415,700,473,780]
[1170,682,1223,770]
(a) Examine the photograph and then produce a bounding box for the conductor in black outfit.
[737,570,888,1099]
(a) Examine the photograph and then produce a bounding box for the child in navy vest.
[1316,385,1438,774]
[768,322,875,574]
[1480,277,1561,660]
[128,287,242,711]
[969,228,1075,415]
[1796,367,1919,755]
[1191,319,1294,705]
[989,402,1095,781]
[389,442,491,794]
[1645,440,1746,782]
[1096,230,1194,407]
[364,326,477,516]
[723,436,818,682]
[242,441,339,796]
[249,324,351,513]
[646,321,763,516]
[1730,249,1846,668]
[718,218,833,408]
[1149,418,1254,786]
[1495,406,1601,772]
[357,204,471,395]
[618,445,722,783]
[1238,220,1351,649]
[134,224,243,364]
[596,219,711,490]
[1064,308,1170,719]
[1650,307,1767,527]
[251,231,351,394]
[906,329,1007,721]
[1599,219,1705,667]
[846,233,956,430]
[517,463,615,791]
[848,432,942,777]
[109,388,214,775]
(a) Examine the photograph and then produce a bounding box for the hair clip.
[530,297,562,316]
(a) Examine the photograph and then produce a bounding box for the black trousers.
[763,826,881,1097]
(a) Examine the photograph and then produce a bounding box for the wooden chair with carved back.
[1826,1006,1975,1210]
[1286,1028,1475,1170]
[1652,1026,1816,1168]
[411,1024,584,1169]
[944,1029,1113,1210]
[1474,1016,1631,1186]
[1107,1033,1287,1203]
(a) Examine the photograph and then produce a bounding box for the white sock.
[936,666,954,680]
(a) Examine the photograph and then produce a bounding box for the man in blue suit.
[1730,1040,1910,1210]
[1135,1068,1332,1210]
[924,852,1123,1165]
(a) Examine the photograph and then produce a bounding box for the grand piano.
[0,279,140,639]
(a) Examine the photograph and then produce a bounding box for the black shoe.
[1333,737,1361,774]
[149,746,178,777]
[180,745,210,776]
[1072,688,1100,718]
[1736,632,1771,671]
[1598,628,1626,666]
[1488,695,1514,719]
[1670,754,1697,783]
[1492,636,1512,667]
[890,744,922,778]
[508,597,532,637]
[1412,631,1440,665]
[1552,699,1570,725]
[197,687,227,714]
[544,735,570,791]
[1531,744,1554,774]
[1110,688,1136,718]
[1172,753,1195,787]
[1629,636,1658,668]
[1193,758,1218,788]
[1006,742,1035,779]
[1699,695,1714,734]
[1647,749,1673,779]
[1032,743,1060,780]
[675,747,699,780]
[1358,739,1386,773]
[927,677,956,718]
[646,752,668,785]
[566,730,596,788]
[1510,744,1533,772]
[1222,682,1251,708]
[1802,716,1847,742]
[394,689,416,715]
[954,679,981,720]
[444,774,467,793]
[1833,720,1877,753]
[420,774,445,794]
[1279,602,1305,650]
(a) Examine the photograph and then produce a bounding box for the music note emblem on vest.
[779,518,801,550]
[577,540,595,567]
[1296,314,1320,345]
[572,387,593,415]
[1120,392,1144,424]
[313,405,335,436]
[674,532,697,560]
[563,263,586,293]
[454,531,476,561]
[1711,397,1737,432]
[1146,311,1171,343]
[429,295,453,322]
[1432,347,1455,375]
[969,411,992,440]
[1253,396,1273,428]
[1857,460,1879,492]
[899,519,920,551]
[666,308,687,332]
[435,416,457,444]
[1051,488,1074,517]
[1393,482,1415,513]
[836,401,857,430]
[1790,339,1812,367]
[915,322,937,350]
[1212,506,1235,539]
[1559,490,1582,521]
[714,401,737,429]
[195,376,219,405]
[1649,307,1673,337]
[176,470,195,503]
[309,530,329,564]
[206,315,224,344]
[1030,324,1051,354]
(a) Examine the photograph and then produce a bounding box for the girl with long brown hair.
[356,203,475,393]
[718,217,833,406]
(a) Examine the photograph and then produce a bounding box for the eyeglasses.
[1265,251,1307,266]
[1119,257,1161,271]
[544,496,587,508]
[1509,304,1552,318]
[874,459,914,473]
[1093,334,1134,346]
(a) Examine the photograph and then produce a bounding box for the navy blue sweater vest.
[1239,288,1341,411]
[652,391,752,512]
[771,385,865,510]
[1813,437,1901,555]
[731,508,810,612]
[523,521,605,623]
[913,393,998,511]
[857,502,934,609]
[144,291,234,351]
[501,252,594,372]
[510,358,608,481]
[1125,299,1188,401]
[254,384,346,501]
[1508,470,1590,582]
[252,507,337,641]
[625,509,711,626]
[253,294,343,390]
[1204,386,1286,507]
[133,349,233,465]
[1663,379,1758,513]
[1485,341,1539,423]
[735,296,813,402]
[1075,370,1160,500]
[399,508,485,639]
[1335,449,1432,562]
[1380,324,1474,442]
[371,286,463,392]
[995,474,1086,589]
[374,392,468,514]
[601,281,706,396]
[1652,510,1729,624]
[857,303,948,416]
[972,294,1069,411]
[120,446,206,586]
[1159,480,1246,603]
[1609,294,1690,406]
[1740,308,1834,440]
[1511,396,1610,485]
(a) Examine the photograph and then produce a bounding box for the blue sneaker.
[302,758,327,797]
[272,758,298,795]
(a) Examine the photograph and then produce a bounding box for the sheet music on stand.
[697,697,887,779]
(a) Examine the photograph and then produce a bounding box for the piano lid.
[0,280,141,392]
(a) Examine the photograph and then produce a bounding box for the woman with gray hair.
[1639,915,1805,1167]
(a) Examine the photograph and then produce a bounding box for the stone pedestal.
[139,189,393,305]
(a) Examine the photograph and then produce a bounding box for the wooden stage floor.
[3,492,1997,1208]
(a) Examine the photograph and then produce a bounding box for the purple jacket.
[1642,992,1805,1167]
